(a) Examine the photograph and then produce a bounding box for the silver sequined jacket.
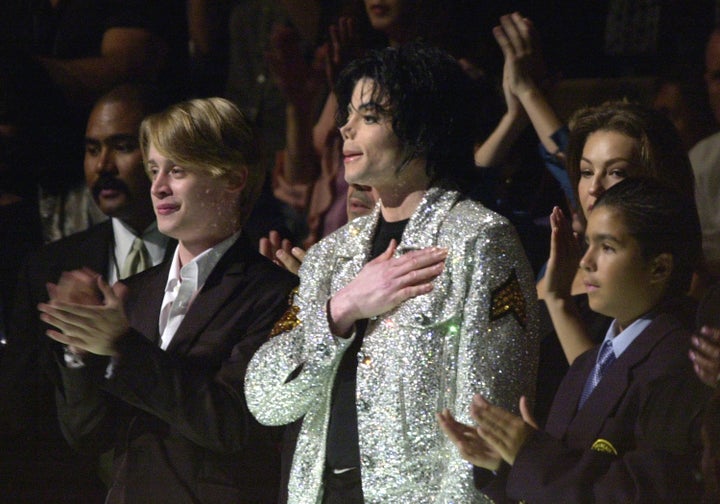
[245,187,539,504]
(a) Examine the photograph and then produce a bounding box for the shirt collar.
[603,313,655,359]
[164,230,241,295]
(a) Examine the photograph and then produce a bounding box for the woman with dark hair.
[539,100,696,364]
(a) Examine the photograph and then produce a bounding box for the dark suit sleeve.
[491,373,709,504]
[96,262,297,453]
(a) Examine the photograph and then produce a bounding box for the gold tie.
[120,237,150,279]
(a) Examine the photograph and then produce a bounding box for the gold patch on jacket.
[490,269,527,328]
[590,438,618,455]
[269,287,300,338]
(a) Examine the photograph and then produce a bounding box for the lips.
[584,281,599,292]
[343,150,362,164]
[367,3,388,16]
[155,203,179,216]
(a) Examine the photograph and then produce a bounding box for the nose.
[340,118,353,140]
[579,246,595,272]
[95,147,116,175]
[587,173,605,197]
[151,170,170,198]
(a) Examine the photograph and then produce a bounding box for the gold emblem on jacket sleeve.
[490,269,527,328]
[269,287,301,338]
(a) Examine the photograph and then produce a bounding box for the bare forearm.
[543,295,593,364]
[474,111,529,167]
[516,87,563,155]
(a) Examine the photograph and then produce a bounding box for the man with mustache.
[0,83,172,502]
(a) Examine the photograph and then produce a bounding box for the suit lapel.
[545,350,595,438]
[164,236,249,354]
[563,314,679,446]
[78,220,114,276]
[126,262,171,344]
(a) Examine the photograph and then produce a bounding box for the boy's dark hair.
[594,177,701,295]
[334,41,483,189]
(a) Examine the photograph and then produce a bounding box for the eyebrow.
[580,156,634,166]
[347,101,381,114]
[84,133,138,144]
[587,232,622,244]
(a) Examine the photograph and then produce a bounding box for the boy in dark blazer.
[440,178,712,503]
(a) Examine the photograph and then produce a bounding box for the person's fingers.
[492,25,514,59]
[511,12,533,51]
[269,230,282,249]
[259,237,272,259]
[693,333,720,359]
[389,247,448,279]
[519,396,538,430]
[499,13,524,53]
[281,238,294,255]
[291,247,306,263]
[276,250,301,276]
[112,281,129,302]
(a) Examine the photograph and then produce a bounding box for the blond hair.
[140,97,263,221]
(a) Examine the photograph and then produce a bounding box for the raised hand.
[493,12,549,99]
[543,206,581,301]
[325,16,361,89]
[259,230,305,276]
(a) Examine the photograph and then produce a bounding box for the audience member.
[690,28,720,277]
[531,100,698,423]
[472,12,570,274]
[1,1,190,243]
[245,42,538,503]
[37,97,298,503]
[271,0,496,249]
[440,177,711,503]
[0,83,173,502]
[261,183,377,275]
[652,63,717,152]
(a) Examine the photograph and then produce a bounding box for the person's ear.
[649,253,673,284]
[225,166,248,194]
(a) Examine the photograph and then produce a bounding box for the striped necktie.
[579,339,616,408]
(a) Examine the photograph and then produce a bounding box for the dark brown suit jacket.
[481,309,711,503]
[0,220,173,502]
[54,234,297,503]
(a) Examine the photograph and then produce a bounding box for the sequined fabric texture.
[245,187,539,504]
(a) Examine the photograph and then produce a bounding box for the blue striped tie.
[579,339,616,408]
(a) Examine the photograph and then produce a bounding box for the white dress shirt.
[158,231,240,350]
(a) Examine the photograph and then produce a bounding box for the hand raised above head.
[493,12,549,98]
[328,240,447,336]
